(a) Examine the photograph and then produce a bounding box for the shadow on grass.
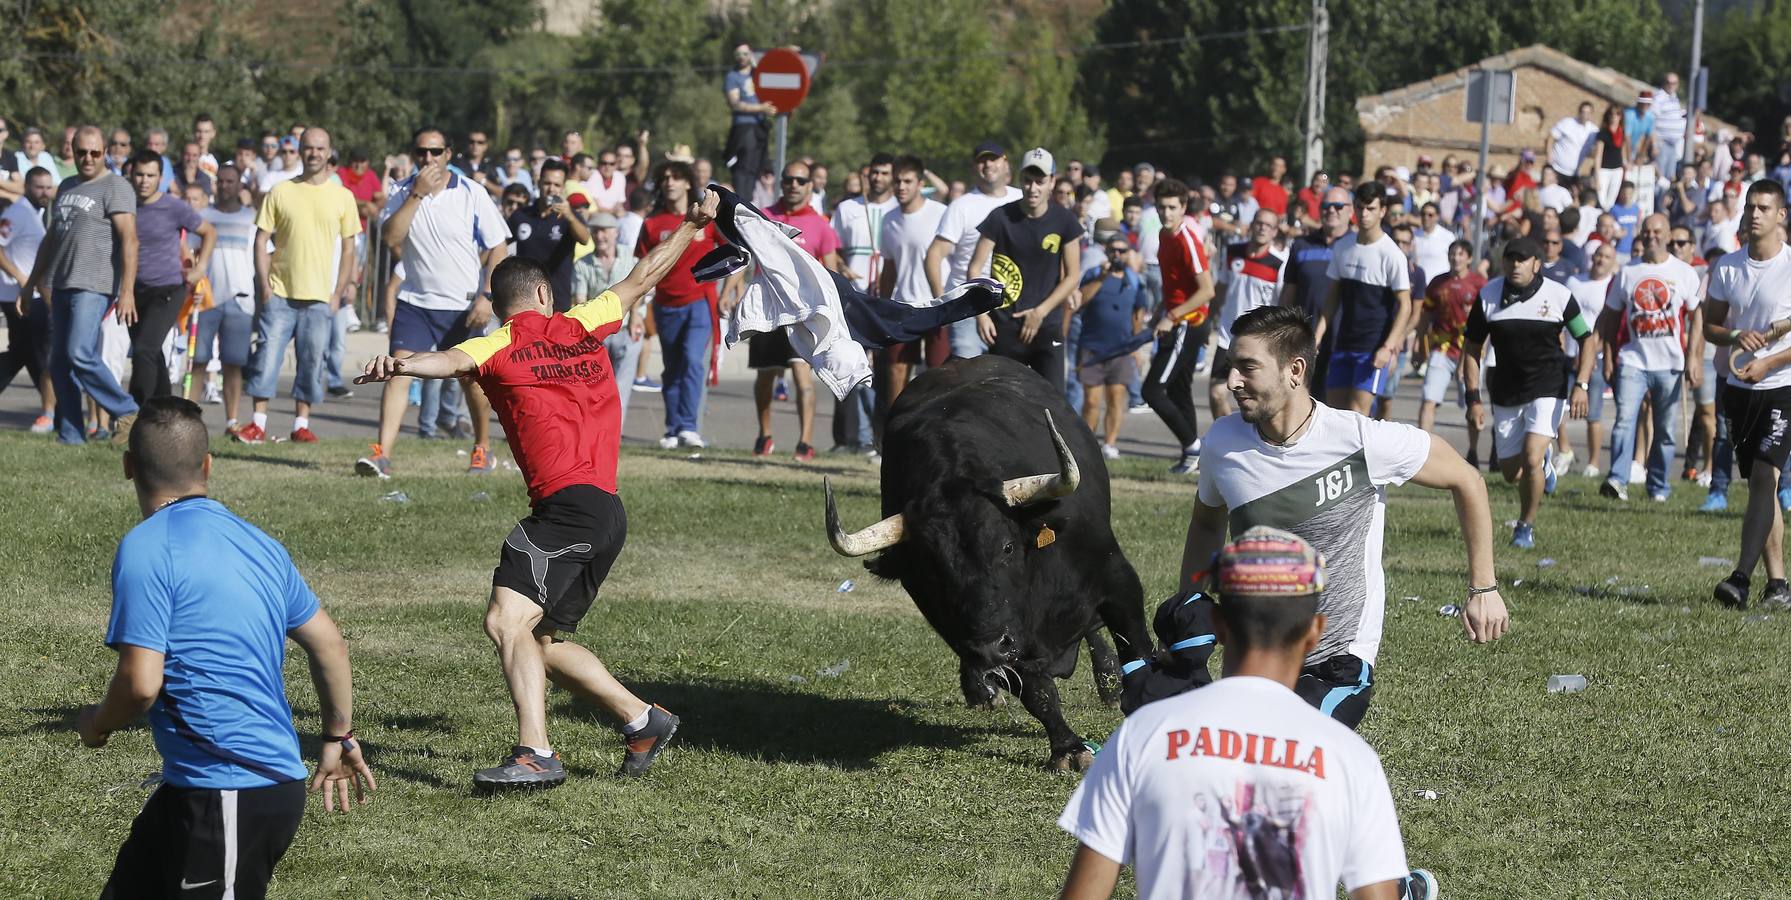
[556,676,983,770]
[9,705,86,738]
[210,449,323,471]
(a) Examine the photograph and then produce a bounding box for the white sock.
[225,418,238,428]
[526,744,553,757]
[622,707,651,734]
[252,412,267,429]
[292,416,309,431]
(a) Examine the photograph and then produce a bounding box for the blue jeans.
[1064,316,1084,413]
[324,304,354,390]
[654,301,710,436]
[948,316,985,359]
[50,289,139,443]
[418,377,465,436]
[1609,366,1682,498]
[605,331,642,432]
[246,295,331,405]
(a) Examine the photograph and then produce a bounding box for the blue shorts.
[194,302,253,367]
[1325,350,1387,395]
[390,300,476,354]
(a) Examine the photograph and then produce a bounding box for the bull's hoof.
[965,690,1007,711]
[1046,749,1095,773]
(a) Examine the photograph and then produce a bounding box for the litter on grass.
[1547,675,1588,694]
[1538,558,1557,568]
[837,579,856,593]
[470,491,491,502]
[1437,604,1460,617]
[380,491,410,504]
[1401,596,1423,603]
[1413,790,1439,801]
[817,659,851,679]
[1700,556,1735,568]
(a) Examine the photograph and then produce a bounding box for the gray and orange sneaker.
[356,444,393,479]
[467,444,495,475]
[618,705,679,778]
[473,745,566,791]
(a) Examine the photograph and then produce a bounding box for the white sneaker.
[1580,464,1602,479]
[1101,444,1120,460]
[1555,449,1576,472]
[1697,471,1712,488]
[657,435,679,450]
[203,382,223,404]
[1628,466,1646,484]
[676,430,706,448]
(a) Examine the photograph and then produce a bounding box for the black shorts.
[1208,345,1233,381]
[747,329,799,370]
[493,485,627,633]
[1722,384,1791,475]
[1294,654,1375,731]
[103,779,305,900]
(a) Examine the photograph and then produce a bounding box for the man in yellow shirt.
[238,127,360,443]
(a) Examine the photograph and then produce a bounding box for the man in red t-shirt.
[1414,238,1487,457]
[633,161,720,449]
[354,189,720,789]
[1251,156,1290,217]
[336,149,386,232]
[1145,178,1216,476]
[744,160,844,462]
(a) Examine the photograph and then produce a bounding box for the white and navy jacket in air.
[693,185,1006,400]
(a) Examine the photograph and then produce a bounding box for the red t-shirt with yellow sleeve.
[453,290,626,503]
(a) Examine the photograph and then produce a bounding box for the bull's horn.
[1000,409,1081,507]
[825,476,906,557]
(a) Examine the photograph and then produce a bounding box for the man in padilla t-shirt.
[1057,528,1418,900]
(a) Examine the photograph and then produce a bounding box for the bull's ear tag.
[1036,524,1056,549]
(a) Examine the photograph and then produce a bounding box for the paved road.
[0,326,1486,459]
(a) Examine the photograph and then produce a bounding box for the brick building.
[1355,44,1735,177]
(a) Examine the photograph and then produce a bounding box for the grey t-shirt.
[47,173,136,296]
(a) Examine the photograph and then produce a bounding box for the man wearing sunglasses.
[1312,182,1411,416]
[257,136,303,195]
[494,147,534,198]
[749,160,842,462]
[104,128,133,178]
[23,126,140,445]
[357,126,510,476]
[1281,185,1354,393]
[237,127,360,445]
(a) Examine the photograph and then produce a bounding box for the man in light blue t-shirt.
[77,397,374,899]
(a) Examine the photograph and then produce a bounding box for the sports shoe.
[657,435,679,450]
[676,430,706,449]
[793,442,816,462]
[1715,572,1750,609]
[1399,868,1439,900]
[1762,580,1791,611]
[632,376,662,393]
[1628,465,1645,484]
[1599,477,1628,502]
[1700,492,1728,513]
[28,414,52,434]
[1580,463,1602,478]
[202,382,223,404]
[1542,449,1557,495]
[1127,402,1153,415]
[233,422,267,444]
[356,445,393,479]
[467,444,494,474]
[1169,452,1199,475]
[1101,444,1120,460]
[473,745,567,791]
[1697,471,1712,488]
[618,705,680,778]
[289,427,318,443]
[1555,448,1575,473]
[1779,487,1791,513]
[326,385,354,399]
[1510,521,1535,549]
[1682,466,1699,482]
[753,435,776,457]
[1650,492,1668,503]
[774,378,789,402]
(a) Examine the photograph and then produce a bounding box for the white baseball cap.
[1020,147,1055,177]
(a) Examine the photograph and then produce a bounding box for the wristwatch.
[1574,381,1590,391]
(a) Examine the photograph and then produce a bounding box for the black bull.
[825,355,1153,771]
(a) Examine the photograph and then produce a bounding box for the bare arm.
[1037,237,1082,316]
[1057,845,1121,900]
[0,242,25,286]
[20,219,61,300]
[382,193,422,251]
[726,85,778,116]
[188,221,218,285]
[923,169,950,196]
[1377,288,1413,364]
[255,227,273,303]
[114,211,138,293]
[1176,496,1230,590]
[924,236,952,298]
[357,347,476,384]
[1407,432,1508,642]
[610,189,720,312]
[1350,881,1401,900]
[289,609,376,812]
[1163,269,1216,322]
[76,644,164,747]
[877,252,898,299]
[1313,279,1340,348]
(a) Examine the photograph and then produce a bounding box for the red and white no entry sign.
[754,47,812,112]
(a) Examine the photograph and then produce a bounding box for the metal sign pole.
[1473,112,1490,262]
[775,114,788,182]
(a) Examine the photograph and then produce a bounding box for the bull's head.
[824,409,1080,557]
[823,410,1081,684]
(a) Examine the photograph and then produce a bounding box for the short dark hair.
[1420,201,1440,216]
[193,113,215,127]
[1153,178,1189,204]
[1558,206,1581,233]
[1353,181,1384,207]
[571,152,595,168]
[128,397,210,491]
[348,148,369,164]
[411,125,445,146]
[1217,593,1321,654]
[128,148,164,174]
[1449,238,1473,258]
[1746,178,1787,208]
[1122,196,1143,210]
[1230,305,1315,372]
[490,256,552,317]
[539,158,569,178]
[1389,222,1414,239]
[25,165,53,183]
[502,183,530,202]
[868,152,896,168]
[893,154,925,178]
[657,160,694,188]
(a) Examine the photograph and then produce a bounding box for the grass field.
[1,430,1788,899]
